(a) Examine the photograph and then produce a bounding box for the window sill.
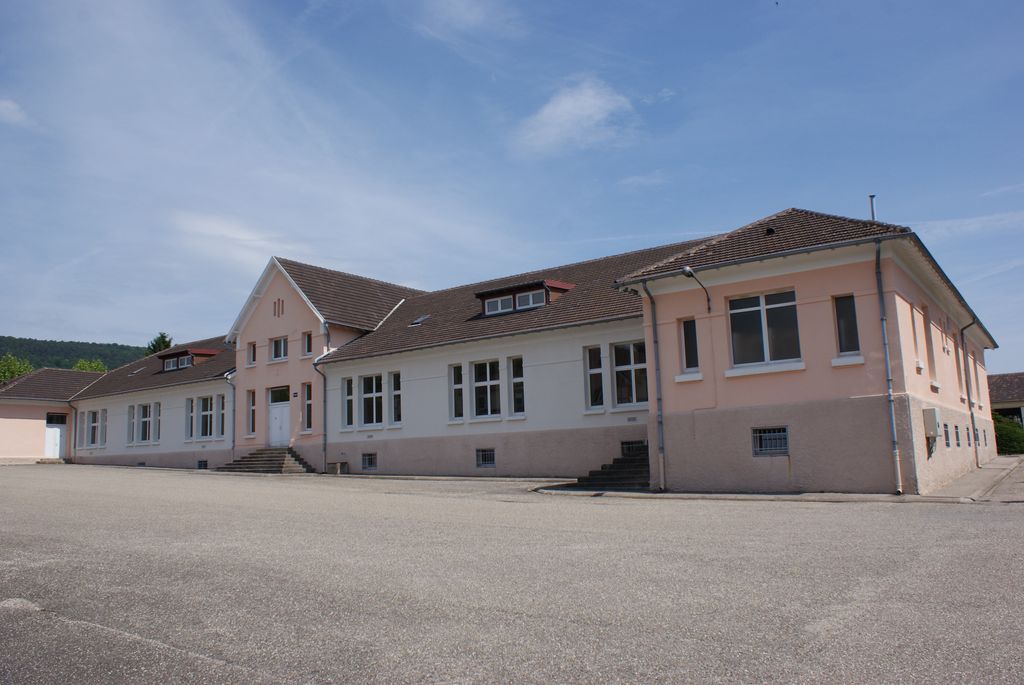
[127,442,160,448]
[929,381,942,392]
[357,425,383,432]
[753,453,789,458]
[831,355,865,367]
[243,433,256,439]
[301,353,313,359]
[299,430,313,435]
[385,424,403,430]
[583,408,606,415]
[915,359,924,373]
[447,419,465,426]
[609,405,648,414]
[266,358,288,365]
[338,428,355,433]
[674,371,703,383]
[245,363,256,368]
[724,361,805,378]
[506,415,527,422]
[469,416,503,424]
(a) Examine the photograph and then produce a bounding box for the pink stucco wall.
[231,268,360,458]
[0,402,71,458]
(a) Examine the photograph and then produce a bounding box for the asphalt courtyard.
[2,466,1023,684]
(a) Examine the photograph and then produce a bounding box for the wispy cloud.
[912,210,1024,241]
[171,212,310,273]
[415,0,524,42]
[0,99,33,127]
[981,181,1024,197]
[512,77,636,158]
[639,87,676,105]
[618,170,667,189]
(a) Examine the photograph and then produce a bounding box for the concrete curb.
[972,457,1024,500]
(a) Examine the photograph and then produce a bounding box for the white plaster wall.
[73,378,234,467]
[322,319,651,444]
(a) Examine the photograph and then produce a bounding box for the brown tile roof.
[619,208,911,282]
[73,336,235,400]
[321,236,708,364]
[989,373,1024,405]
[0,368,103,402]
[276,257,426,331]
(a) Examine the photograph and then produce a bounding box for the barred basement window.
[361,453,377,470]
[476,448,496,468]
[197,460,208,470]
[752,427,789,456]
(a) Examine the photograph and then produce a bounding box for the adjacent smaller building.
[990,372,1024,424]
[0,368,103,460]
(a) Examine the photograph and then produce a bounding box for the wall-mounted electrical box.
[923,407,941,438]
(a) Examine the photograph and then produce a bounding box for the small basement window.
[752,427,789,456]
[361,453,377,470]
[476,448,496,468]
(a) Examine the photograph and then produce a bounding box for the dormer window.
[179,355,193,368]
[163,358,178,372]
[516,290,545,310]
[484,296,514,315]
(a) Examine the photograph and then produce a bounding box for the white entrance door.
[268,387,290,447]
[44,414,68,458]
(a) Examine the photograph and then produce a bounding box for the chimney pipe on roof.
[869,194,877,221]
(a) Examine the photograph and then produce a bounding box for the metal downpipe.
[960,320,981,468]
[641,282,667,492]
[875,240,903,494]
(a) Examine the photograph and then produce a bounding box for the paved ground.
[2,466,1023,684]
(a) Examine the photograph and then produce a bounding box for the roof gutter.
[641,282,668,492]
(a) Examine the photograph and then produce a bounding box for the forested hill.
[0,336,148,370]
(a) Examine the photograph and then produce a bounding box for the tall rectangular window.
[127,404,135,443]
[153,403,161,442]
[389,372,402,424]
[247,390,256,435]
[87,410,100,447]
[473,360,501,417]
[449,365,464,420]
[612,342,647,406]
[943,423,950,448]
[729,291,801,365]
[302,383,313,431]
[100,409,107,446]
[680,319,699,372]
[834,295,861,355]
[955,425,961,447]
[361,375,384,426]
[198,396,214,438]
[302,332,314,356]
[585,346,604,408]
[216,395,225,437]
[342,378,354,428]
[77,412,85,447]
[186,398,195,439]
[270,336,288,360]
[509,357,525,416]
[247,342,257,365]
[139,403,152,442]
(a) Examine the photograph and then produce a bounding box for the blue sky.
[1,1,1021,371]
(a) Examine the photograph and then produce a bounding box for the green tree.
[146,332,173,355]
[72,359,107,372]
[0,353,33,382]
[993,413,1024,455]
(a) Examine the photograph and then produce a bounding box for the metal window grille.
[476,448,496,468]
[361,453,377,470]
[752,427,789,456]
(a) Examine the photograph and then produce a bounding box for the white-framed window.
[449,364,465,421]
[153,402,161,441]
[679,319,699,372]
[215,395,225,437]
[163,358,178,371]
[198,396,214,438]
[86,410,103,447]
[100,409,107,446]
[246,390,256,435]
[476,448,496,468]
[833,295,861,355]
[515,290,545,309]
[246,342,257,366]
[472,360,501,417]
[612,341,648,406]
[302,332,313,357]
[361,453,377,470]
[341,378,354,429]
[729,291,801,365]
[389,372,402,425]
[185,398,195,439]
[77,411,85,447]
[302,383,313,431]
[127,404,135,443]
[484,296,514,315]
[509,356,525,416]
[179,355,193,368]
[360,375,384,426]
[584,346,604,408]
[270,336,288,361]
[752,427,789,456]
[139,403,152,442]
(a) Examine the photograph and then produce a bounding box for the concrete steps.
[215,448,316,474]
[572,442,651,491]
